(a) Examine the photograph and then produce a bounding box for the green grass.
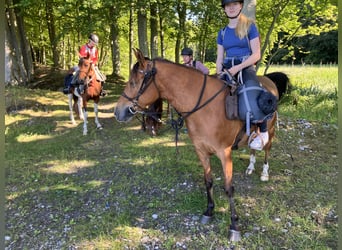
[5,65,337,249]
[264,65,338,124]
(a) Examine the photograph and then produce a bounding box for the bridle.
[76,59,94,88]
[121,59,229,119]
[121,60,159,115]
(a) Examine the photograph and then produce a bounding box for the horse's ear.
[133,48,147,67]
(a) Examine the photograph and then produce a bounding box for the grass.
[5,65,337,249]
[262,65,338,124]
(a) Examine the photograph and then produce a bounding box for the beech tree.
[4,0,337,85]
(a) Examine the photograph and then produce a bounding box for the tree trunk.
[45,0,60,69]
[13,0,34,80]
[129,2,134,69]
[150,1,158,59]
[5,0,29,85]
[109,6,121,76]
[242,0,256,20]
[137,5,149,57]
[175,0,186,63]
[157,0,165,58]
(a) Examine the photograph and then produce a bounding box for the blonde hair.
[235,14,255,39]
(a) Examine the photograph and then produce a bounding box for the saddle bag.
[237,80,278,135]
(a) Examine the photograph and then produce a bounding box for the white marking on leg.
[260,162,269,182]
[246,154,256,175]
[93,103,102,129]
[83,110,88,135]
[68,94,76,125]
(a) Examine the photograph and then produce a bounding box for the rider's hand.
[228,66,240,76]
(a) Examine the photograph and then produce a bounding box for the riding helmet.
[181,47,193,56]
[221,0,244,7]
[89,33,99,44]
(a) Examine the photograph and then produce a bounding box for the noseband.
[121,60,158,114]
[77,60,93,87]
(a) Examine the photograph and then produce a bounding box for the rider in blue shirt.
[216,0,268,150]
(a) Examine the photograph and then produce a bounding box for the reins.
[121,59,230,152]
[121,60,159,114]
[77,60,94,89]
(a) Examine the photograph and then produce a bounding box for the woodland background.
[5,0,338,84]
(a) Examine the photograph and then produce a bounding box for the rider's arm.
[216,44,225,75]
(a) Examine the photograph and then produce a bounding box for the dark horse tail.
[265,72,292,100]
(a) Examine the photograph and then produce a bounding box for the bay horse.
[72,57,103,135]
[140,98,163,136]
[114,48,289,241]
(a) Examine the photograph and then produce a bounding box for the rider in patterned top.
[216,0,268,150]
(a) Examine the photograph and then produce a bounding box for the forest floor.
[5,66,338,249]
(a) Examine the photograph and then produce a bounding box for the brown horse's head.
[115,48,160,122]
[76,56,94,86]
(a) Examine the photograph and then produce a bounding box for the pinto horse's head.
[76,56,94,86]
[114,48,160,122]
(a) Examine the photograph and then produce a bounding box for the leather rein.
[121,59,229,119]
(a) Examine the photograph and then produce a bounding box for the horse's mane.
[131,56,208,77]
[153,57,205,74]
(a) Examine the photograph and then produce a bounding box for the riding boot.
[63,86,70,94]
[100,82,107,97]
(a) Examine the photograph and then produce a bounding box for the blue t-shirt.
[217,23,259,58]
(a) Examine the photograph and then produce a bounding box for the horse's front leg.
[93,103,103,130]
[74,91,84,121]
[197,152,215,224]
[221,148,241,242]
[68,94,76,125]
[246,150,256,175]
[82,106,88,136]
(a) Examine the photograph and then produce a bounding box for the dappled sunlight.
[54,120,78,131]
[74,226,160,249]
[5,114,28,126]
[6,191,24,201]
[138,136,188,147]
[42,160,96,174]
[86,180,106,188]
[17,133,55,142]
[48,183,82,192]
[18,110,54,117]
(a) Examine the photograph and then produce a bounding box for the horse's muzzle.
[114,105,135,122]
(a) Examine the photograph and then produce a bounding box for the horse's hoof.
[260,174,269,182]
[245,168,254,175]
[229,229,241,242]
[97,126,103,130]
[200,215,212,224]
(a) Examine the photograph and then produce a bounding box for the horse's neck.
[155,62,210,112]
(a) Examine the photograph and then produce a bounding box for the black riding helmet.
[221,0,244,7]
[181,47,193,56]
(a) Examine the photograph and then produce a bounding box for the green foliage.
[256,0,337,66]
[11,0,338,76]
